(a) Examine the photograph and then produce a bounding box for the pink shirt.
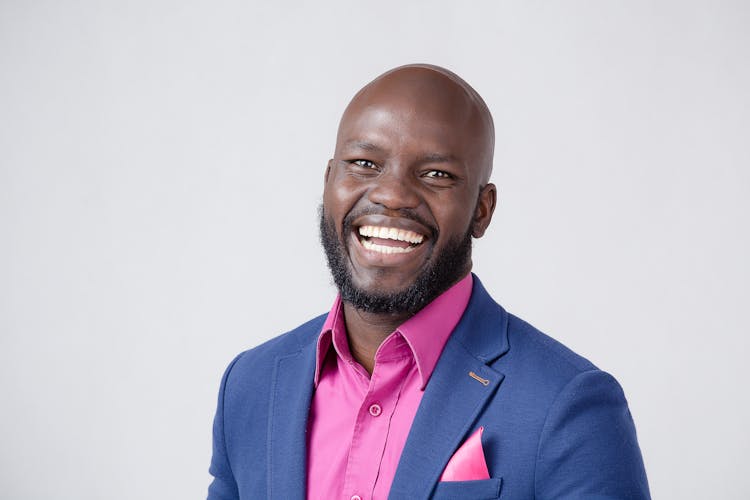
[306,274,473,500]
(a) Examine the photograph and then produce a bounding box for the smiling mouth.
[357,225,425,254]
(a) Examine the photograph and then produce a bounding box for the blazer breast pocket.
[431,477,502,500]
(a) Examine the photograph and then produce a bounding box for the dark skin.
[323,65,497,374]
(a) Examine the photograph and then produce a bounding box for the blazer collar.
[447,274,510,363]
[267,318,320,500]
[389,275,510,499]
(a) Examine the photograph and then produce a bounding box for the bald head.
[336,64,495,184]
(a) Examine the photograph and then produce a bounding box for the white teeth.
[361,239,417,254]
[358,225,424,244]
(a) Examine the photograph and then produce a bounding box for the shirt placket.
[341,349,413,500]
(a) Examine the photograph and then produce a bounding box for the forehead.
[336,70,482,157]
[338,105,473,156]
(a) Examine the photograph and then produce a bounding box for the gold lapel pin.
[469,371,490,386]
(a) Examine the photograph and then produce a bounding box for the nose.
[367,168,420,210]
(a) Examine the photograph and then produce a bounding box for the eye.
[352,159,378,169]
[423,170,452,179]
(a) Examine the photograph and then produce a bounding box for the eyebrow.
[419,152,459,164]
[344,141,385,153]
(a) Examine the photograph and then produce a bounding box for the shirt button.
[351,496,362,500]
[368,403,382,417]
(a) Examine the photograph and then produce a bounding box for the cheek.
[431,196,477,236]
[323,177,366,227]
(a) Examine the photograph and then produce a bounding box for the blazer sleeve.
[534,370,651,499]
[207,355,243,500]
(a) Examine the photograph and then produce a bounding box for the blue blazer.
[208,277,650,499]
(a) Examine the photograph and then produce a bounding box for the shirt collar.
[314,273,473,389]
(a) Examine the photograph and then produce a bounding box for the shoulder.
[461,276,601,393]
[505,313,598,373]
[221,314,326,395]
[487,310,610,410]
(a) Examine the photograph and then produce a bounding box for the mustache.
[342,205,439,240]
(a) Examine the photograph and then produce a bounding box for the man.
[208,64,650,499]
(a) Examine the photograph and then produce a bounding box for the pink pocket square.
[439,426,491,482]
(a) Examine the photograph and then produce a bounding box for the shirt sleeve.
[534,369,651,499]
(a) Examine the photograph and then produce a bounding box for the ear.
[472,183,497,238]
[324,160,333,184]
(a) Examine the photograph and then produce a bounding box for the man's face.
[321,69,495,314]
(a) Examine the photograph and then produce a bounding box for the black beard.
[319,205,473,315]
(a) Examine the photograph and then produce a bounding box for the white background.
[1,1,748,498]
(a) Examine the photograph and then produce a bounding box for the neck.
[341,302,412,375]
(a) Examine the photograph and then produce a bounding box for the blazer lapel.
[267,337,317,500]
[389,276,510,499]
